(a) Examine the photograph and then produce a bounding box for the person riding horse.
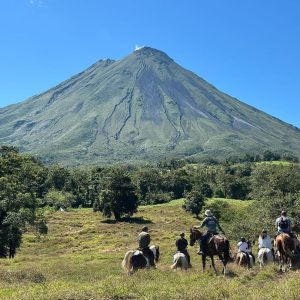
[237,237,255,267]
[198,209,224,255]
[138,226,156,267]
[258,229,274,256]
[175,232,192,268]
[275,210,298,252]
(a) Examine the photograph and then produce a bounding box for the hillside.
[0,47,300,165]
[1,199,300,300]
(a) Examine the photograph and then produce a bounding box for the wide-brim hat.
[204,209,213,217]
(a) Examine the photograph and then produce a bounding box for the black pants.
[142,247,155,266]
[200,231,216,253]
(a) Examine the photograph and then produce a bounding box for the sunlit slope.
[1,47,299,165]
[1,200,300,299]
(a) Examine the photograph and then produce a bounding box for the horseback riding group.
[122,209,299,274]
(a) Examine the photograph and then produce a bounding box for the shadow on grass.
[101,217,153,224]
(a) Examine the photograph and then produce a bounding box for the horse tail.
[223,239,231,263]
[262,251,268,264]
[282,242,294,259]
[122,250,134,273]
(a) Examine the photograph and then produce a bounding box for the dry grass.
[1,199,300,299]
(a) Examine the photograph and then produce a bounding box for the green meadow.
[1,199,300,300]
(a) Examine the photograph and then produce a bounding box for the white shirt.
[237,241,250,253]
[258,235,272,250]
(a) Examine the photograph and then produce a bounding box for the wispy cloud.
[29,0,46,7]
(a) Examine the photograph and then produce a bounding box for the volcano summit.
[0,47,299,165]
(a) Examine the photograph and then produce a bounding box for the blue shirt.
[275,216,291,233]
[200,216,221,232]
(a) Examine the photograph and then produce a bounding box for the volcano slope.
[0,47,299,165]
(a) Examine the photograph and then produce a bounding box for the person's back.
[175,232,191,267]
[237,241,250,253]
[198,210,224,255]
[138,231,150,249]
[237,237,255,267]
[258,233,272,250]
[176,237,188,252]
[137,226,155,267]
[276,210,291,234]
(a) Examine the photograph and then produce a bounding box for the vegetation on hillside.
[0,146,299,258]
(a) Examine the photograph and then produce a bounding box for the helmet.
[180,232,185,237]
[142,226,149,232]
[281,210,287,216]
[240,237,246,242]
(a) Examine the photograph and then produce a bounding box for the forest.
[0,145,299,257]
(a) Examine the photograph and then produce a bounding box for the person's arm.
[200,218,207,228]
[275,218,278,230]
[288,219,292,232]
[215,218,224,233]
[184,239,188,249]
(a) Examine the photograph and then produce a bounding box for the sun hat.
[204,209,213,217]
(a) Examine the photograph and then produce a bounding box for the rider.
[175,232,192,268]
[258,229,274,257]
[275,210,298,252]
[237,237,255,267]
[275,210,292,234]
[138,226,156,267]
[198,209,224,255]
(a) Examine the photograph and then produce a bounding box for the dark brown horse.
[189,227,230,275]
[275,233,295,271]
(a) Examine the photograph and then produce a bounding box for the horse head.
[189,227,202,246]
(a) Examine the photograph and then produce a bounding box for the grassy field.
[1,199,300,300]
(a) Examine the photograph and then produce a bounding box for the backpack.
[279,217,288,229]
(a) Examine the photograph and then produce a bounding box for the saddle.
[208,233,225,244]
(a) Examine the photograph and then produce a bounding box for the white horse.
[236,252,254,269]
[258,248,273,267]
[171,252,188,270]
[122,245,159,274]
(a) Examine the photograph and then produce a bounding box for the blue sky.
[1,0,299,128]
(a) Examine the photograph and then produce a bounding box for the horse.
[235,240,254,269]
[275,233,295,271]
[122,245,159,274]
[171,252,189,270]
[189,227,230,275]
[236,252,254,268]
[257,248,273,267]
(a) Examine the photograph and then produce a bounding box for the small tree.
[94,168,138,220]
[183,189,205,218]
[44,190,75,210]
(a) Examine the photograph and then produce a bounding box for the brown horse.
[189,227,230,275]
[275,233,295,271]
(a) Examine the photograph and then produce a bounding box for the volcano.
[0,47,299,165]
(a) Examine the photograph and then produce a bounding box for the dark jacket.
[176,237,188,252]
[138,231,151,249]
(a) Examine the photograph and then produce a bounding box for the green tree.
[183,189,205,218]
[44,190,76,210]
[94,168,138,220]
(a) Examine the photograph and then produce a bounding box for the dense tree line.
[0,146,299,257]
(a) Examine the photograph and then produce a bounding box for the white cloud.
[29,0,46,7]
[135,45,145,51]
